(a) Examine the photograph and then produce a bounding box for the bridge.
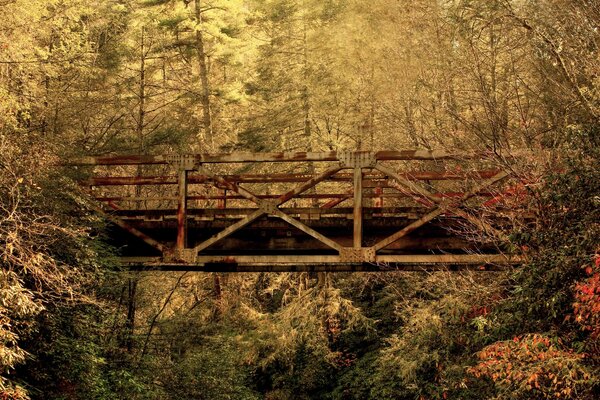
[70,150,524,272]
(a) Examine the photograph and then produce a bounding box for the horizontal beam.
[120,254,518,272]
[69,150,481,165]
[127,264,512,272]
[96,191,496,203]
[80,170,501,186]
[109,207,533,222]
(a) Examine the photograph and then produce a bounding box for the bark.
[194,0,214,150]
[125,277,138,353]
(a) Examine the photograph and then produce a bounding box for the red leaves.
[572,253,600,338]
[468,334,592,398]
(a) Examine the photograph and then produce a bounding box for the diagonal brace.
[277,165,344,206]
[375,163,439,204]
[273,209,344,252]
[196,165,263,205]
[373,171,510,251]
[191,165,343,254]
[92,204,166,253]
[193,209,265,253]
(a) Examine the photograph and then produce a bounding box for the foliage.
[573,254,600,339]
[469,334,595,399]
[0,0,599,399]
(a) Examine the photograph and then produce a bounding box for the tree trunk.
[125,277,138,353]
[194,0,214,151]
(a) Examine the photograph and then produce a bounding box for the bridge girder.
[70,150,527,272]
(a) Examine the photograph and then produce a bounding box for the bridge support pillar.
[176,168,188,249]
[353,166,363,248]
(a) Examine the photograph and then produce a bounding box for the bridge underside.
[71,150,524,272]
[112,207,516,272]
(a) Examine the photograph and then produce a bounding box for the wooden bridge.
[70,150,524,272]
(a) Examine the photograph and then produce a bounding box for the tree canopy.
[0,0,598,399]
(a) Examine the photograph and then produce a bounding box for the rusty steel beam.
[92,206,166,253]
[111,206,526,221]
[196,165,263,205]
[176,169,188,249]
[375,163,440,204]
[95,192,498,206]
[193,209,265,253]
[321,188,353,209]
[187,235,479,251]
[111,206,427,217]
[353,167,363,248]
[373,171,511,251]
[195,254,516,266]
[372,207,448,251]
[120,254,517,272]
[124,262,513,272]
[277,165,345,206]
[81,170,502,187]
[273,210,344,252]
[70,150,485,166]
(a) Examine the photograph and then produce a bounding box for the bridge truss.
[71,150,524,272]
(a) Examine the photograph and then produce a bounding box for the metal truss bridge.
[70,150,525,272]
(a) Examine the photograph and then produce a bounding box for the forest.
[0,0,599,399]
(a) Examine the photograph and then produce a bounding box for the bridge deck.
[70,150,524,272]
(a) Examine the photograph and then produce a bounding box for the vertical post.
[353,166,362,248]
[176,168,188,249]
[375,185,383,208]
[218,189,226,209]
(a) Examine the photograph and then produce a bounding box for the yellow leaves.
[111,4,127,13]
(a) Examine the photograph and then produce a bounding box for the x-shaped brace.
[189,164,345,258]
[371,166,510,251]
